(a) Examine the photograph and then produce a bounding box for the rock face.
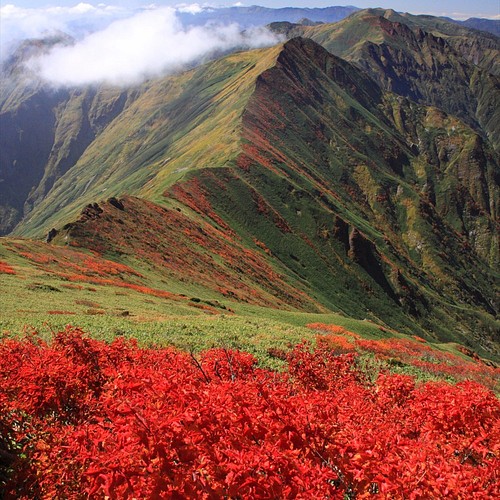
[353,27,499,149]
[46,228,58,243]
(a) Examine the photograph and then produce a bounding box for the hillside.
[460,18,500,37]
[2,7,500,498]
[3,37,491,357]
[0,12,499,358]
[277,9,500,148]
[1,45,284,236]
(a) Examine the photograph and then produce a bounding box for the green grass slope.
[167,38,499,354]
[32,37,499,358]
[12,47,282,238]
[2,33,498,359]
[2,237,499,380]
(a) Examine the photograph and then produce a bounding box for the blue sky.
[1,1,499,20]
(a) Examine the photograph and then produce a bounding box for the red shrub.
[0,260,15,275]
[1,328,498,498]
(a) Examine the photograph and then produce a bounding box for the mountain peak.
[275,37,383,110]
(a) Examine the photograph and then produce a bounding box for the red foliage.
[355,337,500,390]
[170,176,233,233]
[0,260,16,275]
[306,323,359,353]
[8,196,315,311]
[1,328,499,498]
[308,323,499,390]
[307,323,357,335]
[18,245,142,280]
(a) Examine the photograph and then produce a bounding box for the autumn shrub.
[0,260,15,275]
[0,327,499,498]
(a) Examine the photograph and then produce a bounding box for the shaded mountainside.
[44,38,500,356]
[460,18,500,37]
[275,9,500,149]
[0,65,138,234]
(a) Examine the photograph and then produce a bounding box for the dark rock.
[108,197,125,210]
[46,228,58,243]
[333,216,350,252]
[349,229,398,302]
[80,203,103,220]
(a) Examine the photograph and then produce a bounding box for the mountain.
[176,5,359,28]
[460,18,500,37]
[271,9,500,149]
[0,11,499,357]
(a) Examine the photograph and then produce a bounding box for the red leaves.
[354,336,500,390]
[0,260,15,275]
[200,349,258,381]
[1,327,499,498]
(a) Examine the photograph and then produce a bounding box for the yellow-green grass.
[2,237,493,382]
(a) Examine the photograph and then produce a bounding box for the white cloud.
[1,3,280,86]
[176,3,210,14]
[26,7,280,87]
[0,3,129,61]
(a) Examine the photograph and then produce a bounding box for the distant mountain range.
[178,5,499,37]
[459,18,500,37]
[177,5,360,28]
[0,7,499,356]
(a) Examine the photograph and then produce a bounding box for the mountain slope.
[39,38,499,356]
[185,38,498,347]
[460,18,500,37]
[1,15,499,356]
[2,10,498,236]
[5,46,282,237]
[276,9,500,149]
[0,51,137,235]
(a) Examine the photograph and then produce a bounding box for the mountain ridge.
[2,9,498,236]
[34,37,498,355]
[276,9,500,149]
[1,12,499,356]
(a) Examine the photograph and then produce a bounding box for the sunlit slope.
[14,46,282,237]
[6,10,498,238]
[50,195,323,312]
[168,38,499,350]
[300,8,500,74]
[50,38,499,354]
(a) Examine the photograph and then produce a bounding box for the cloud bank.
[0,3,129,58]
[1,3,280,87]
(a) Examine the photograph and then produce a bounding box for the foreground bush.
[0,327,498,498]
